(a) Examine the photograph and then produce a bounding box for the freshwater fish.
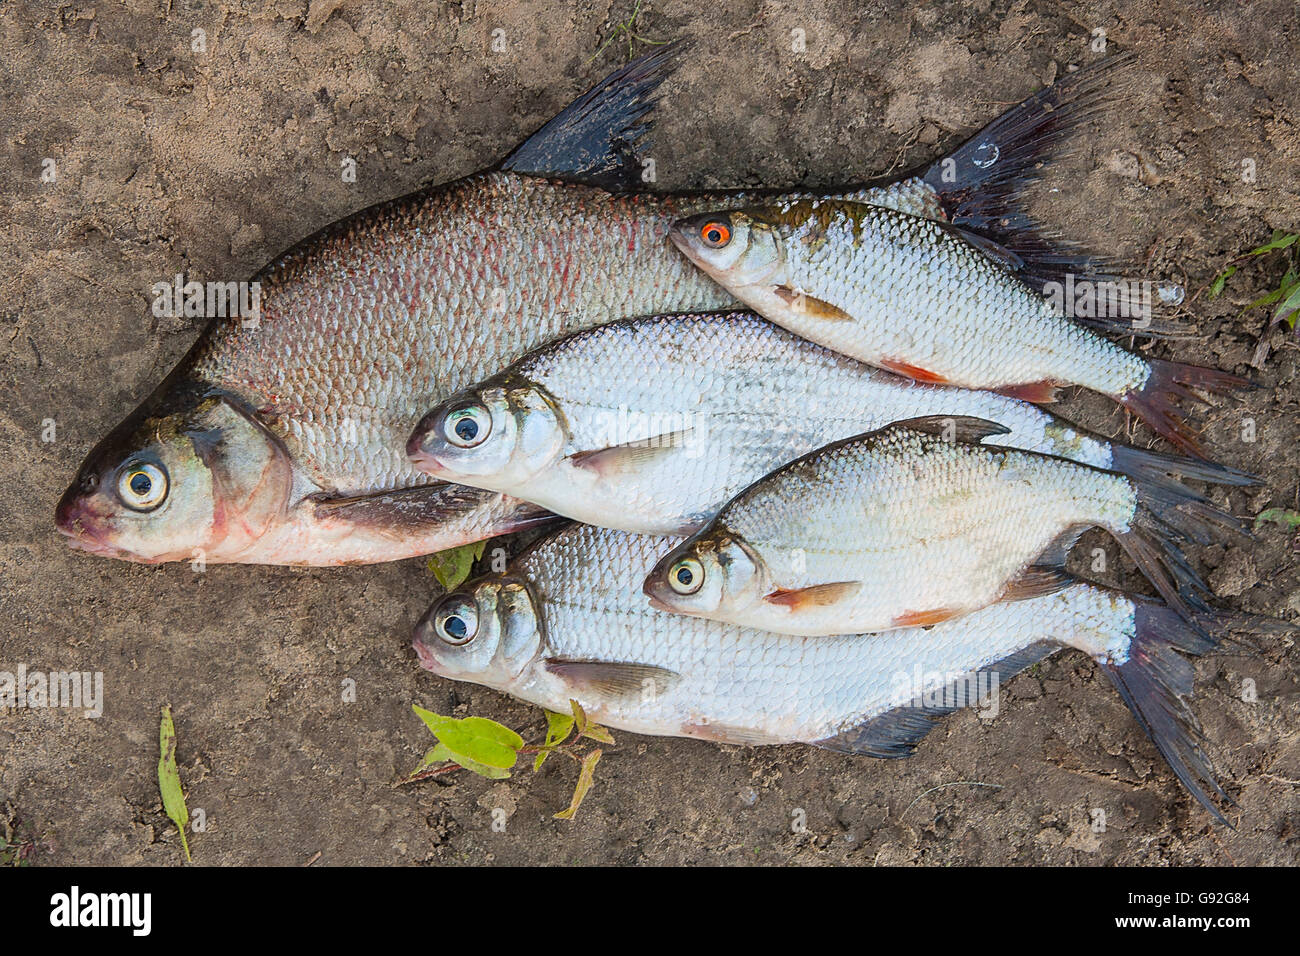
[642,416,1245,635]
[668,197,1248,458]
[407,313,1252,534]
[414,523,1247,823]
[56,48,1131,564]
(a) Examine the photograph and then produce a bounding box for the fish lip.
[645,594,675,613]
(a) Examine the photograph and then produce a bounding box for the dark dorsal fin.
[889,415,1011,445]
[500,43,684,191]
[813,640,1060,758]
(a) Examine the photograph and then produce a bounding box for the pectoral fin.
[774,285,856,321]
[307,483,554,539]
[544,659,680,700]
[569,430,692,478]
[763,581,861,611]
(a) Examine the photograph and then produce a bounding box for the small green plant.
[1254,508,1300,531]
[0,813,37,867]
[402,700,613,820]
[1209,230,1300,331]
[586,0,669,65]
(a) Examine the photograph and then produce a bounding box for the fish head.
[668,209,787,290]
[55,391,293,563]
[413,577,542,686]
[642,528,765,619]
[407,381,566,489]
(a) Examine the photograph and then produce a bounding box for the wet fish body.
[407,312,1251,535]
[643,417,1239,634]
[670,197,1247,457]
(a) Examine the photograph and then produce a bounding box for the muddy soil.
[2,0,1298,865]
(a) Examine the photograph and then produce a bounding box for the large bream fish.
[408,313,1251,534]
[56,48,1132,564]
[414,523,1251,823]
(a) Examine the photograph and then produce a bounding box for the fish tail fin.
[1115,466,1250,621]
[1107,442,1260,491]
[1119,358,1254,458]
[1101,600,1232,824]
[920,55,1135,296]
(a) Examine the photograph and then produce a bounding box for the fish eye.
[668,557,704,595]
[116,462,168,512]
[443,404,491,449]
[700,219,731,248]
[435,595,479,646]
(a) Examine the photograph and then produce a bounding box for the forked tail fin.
[920,55,1137,301]
[1115,464,1251,622]
[1119,358,1254,459]
[1102,601,1229,823]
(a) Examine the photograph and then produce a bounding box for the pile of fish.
[58,46,1285,824]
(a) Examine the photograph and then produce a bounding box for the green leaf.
[427,541,488,591]
[1246,232,1300,256]
[1272,280,1300,329]
[1254,508,1300,530]
[1209,266,1236,298]
[553,748,603,820]
[158,706,192,863]
[412,706,522,771]
[534,710,575,771]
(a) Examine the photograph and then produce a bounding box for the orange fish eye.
[700,220,731,248]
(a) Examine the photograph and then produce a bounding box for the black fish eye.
[444,615,467,639]
[454,418,478,442]
[675,566,693,586]
[130,472,152,496]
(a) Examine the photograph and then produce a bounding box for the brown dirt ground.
[2,0,1298,866]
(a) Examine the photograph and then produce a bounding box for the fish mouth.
[405,424,446,474]
[645,594,675,613]
[411,622,440,671]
